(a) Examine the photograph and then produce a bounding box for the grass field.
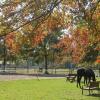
[0,78,99,100]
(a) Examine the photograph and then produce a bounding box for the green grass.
[0,78,99,100]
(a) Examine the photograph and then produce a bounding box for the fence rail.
[0,67,99,77]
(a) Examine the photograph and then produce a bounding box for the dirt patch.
[0,73,65,81]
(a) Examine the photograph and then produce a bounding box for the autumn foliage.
[5,33,20,55]
[0,0,100,66]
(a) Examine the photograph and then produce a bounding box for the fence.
[0,64,100,77]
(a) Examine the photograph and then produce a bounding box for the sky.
[0,0,5,4]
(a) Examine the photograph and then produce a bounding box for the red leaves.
[68,27,90,63]
[96,56,100,63]
[5,33,15,49]
[32,31,47,47]
[52,35,71,50]
[5,32,20,54]
[51,27,90,64]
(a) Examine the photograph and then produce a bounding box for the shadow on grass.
[0,71,66,77]
[86,94,100,97]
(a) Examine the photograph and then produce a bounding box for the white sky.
[0,0,6,4]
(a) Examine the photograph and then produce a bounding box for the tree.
[30,16,64,74]
[61,0,100,64]
[0,0,99,71]
[0,0,62,37]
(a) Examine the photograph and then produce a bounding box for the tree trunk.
[27,59,29,74]
[52,51,55,74]
[3,38,6,72]
[3,55,6,72]
[44,45,49,74]
[44,53,49,74]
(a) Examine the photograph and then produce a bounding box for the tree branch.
[0,0,62,38]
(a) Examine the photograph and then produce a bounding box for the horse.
[77,68,96,88]
[77,68,86,88]
[85,68,96,85]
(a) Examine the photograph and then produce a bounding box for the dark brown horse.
[77,68,85,88]
[85,68,96,84]
[77,68,96,88]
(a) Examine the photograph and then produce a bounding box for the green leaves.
[82,42,99,63]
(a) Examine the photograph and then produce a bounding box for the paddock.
[0,78,100,100]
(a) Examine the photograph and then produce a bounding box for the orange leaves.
[70,23,99,63]
[52,35,71,51]
[5,32,15,40]
[31,17,59,47]
[69,27,90,63]
[96,56,100,63]
[51,35,72,64]
[5,32,20,54]
[32,34,44,46]
[72,47,85,63]
[13,0,20,3]
[32,23,48,46]
[47,17,58,31]
[42,16,60,32]
[73,27,89,47]
[5,33,15,49]
[96,59,100,63]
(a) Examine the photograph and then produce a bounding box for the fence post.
[55,68,56,74]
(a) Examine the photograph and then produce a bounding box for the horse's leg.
[84,76,86,85]
[79,76,82,88]
[86,77,88,86]
[77,76,81,88]
[77,76,79,87]
[86,77,90,86]
[85,77,88,86]
[88,77,91,85]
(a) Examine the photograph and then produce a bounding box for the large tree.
[0,0,99,72]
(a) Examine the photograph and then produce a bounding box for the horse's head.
[92,70,96,82]
[87,68,96,82]
[92,75,96,81]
